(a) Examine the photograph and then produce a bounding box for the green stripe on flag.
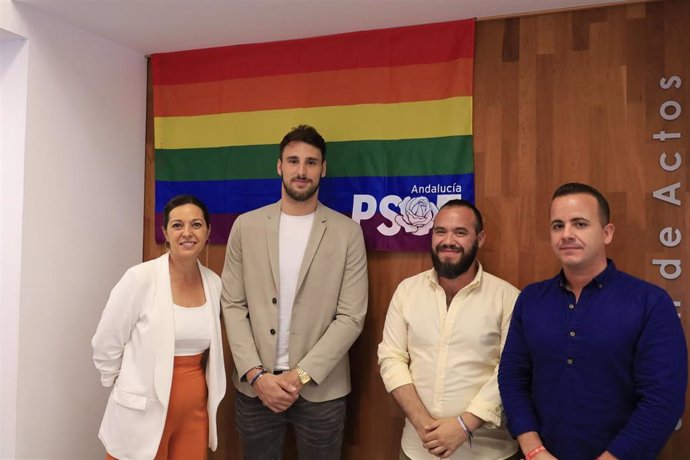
[156,136,473,181]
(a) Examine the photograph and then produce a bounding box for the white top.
[174,302,211,356]
[276,211,315,370]
[378,263,520,459]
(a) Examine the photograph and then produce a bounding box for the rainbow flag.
[152,19,474,251]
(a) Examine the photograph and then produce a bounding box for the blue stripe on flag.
[155,174,474,214]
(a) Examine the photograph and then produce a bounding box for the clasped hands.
[417,417,468,459]
[249,369,303,413]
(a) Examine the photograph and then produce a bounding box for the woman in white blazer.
[93,195,226,460]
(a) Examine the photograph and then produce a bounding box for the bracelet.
[456,416,473,448]
[245,366,264,383]
[526,445,545,460]
[252,371,266,386]
[248,368,267,386]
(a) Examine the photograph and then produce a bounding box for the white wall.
[0,1,147,458]
[0,30,28,460]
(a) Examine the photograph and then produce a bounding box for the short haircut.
[552,182,610,225]
[438,199,483,233]
[279,125,326,161]
[163,194,210,228]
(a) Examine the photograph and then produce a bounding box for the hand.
[421,417,467,458]
[276,370,303,396]
[252,373,298,413]
[411,414,436,441]
[518,432,558,460]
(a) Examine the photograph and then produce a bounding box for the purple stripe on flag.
[358,213,431,252]
[157,211,430,252]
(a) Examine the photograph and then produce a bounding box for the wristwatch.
[295,366,312,385]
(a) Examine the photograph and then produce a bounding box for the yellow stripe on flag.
[154,96,472,149]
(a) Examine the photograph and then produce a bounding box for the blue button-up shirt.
[498,261,687,459]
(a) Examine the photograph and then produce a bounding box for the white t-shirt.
[275,211,315,370]
[174,302,211,356]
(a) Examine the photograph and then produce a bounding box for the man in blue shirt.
[498,182,687,460]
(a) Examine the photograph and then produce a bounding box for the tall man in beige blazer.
[221,125,369,459]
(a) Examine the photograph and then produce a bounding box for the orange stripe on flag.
[154,59,473,117]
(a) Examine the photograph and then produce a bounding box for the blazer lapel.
[295,203,327,295]
[266,202,281,291]
[199,262,224,401]
[153,253,175,407]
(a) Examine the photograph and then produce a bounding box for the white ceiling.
[13,0,631,55]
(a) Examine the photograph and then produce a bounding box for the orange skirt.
[107,353,208,460]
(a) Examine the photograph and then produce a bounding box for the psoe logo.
[352,194,461,236]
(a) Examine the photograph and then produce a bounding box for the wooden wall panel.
[473,2,689,458]
[143,1,689,457]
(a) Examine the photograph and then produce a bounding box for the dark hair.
[552,182,610,225]
[438,199,483,233]
[163,195,210,228]
[279,125,326,161]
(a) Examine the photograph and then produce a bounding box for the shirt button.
[568,304,575,310]
[569,331,576,337]
[272,298,277,304]
[270,328,276,335]
[567,358,573,365]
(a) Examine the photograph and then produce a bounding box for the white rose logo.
[395,196,439,236]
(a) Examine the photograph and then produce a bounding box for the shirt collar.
[427,260,484,293]
[557,258,617,290]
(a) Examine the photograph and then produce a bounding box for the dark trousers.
[235,392,347,460]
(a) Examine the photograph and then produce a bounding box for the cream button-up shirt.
[378,263,519,459]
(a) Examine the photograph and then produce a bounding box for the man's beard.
[283,176,320,202]
[431,239,479,279]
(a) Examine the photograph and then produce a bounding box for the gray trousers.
[235,391,347,460]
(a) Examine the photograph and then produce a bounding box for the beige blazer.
[92,253,226,460]
[221,201,368,402]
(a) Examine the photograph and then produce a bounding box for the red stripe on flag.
[151,19,474,85]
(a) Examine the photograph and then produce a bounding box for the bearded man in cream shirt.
[378,200,519,460]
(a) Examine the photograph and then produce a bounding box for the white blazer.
[92,253,226,460]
